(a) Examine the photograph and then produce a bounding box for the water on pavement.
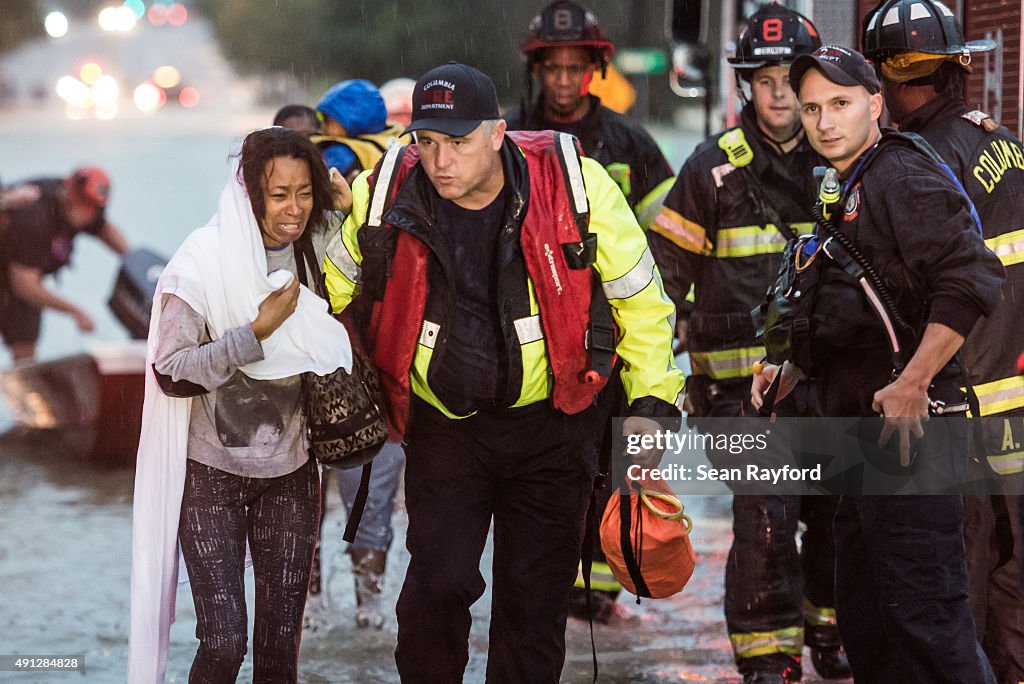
[0,16,847,684]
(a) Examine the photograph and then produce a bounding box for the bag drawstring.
[631,482,644,605]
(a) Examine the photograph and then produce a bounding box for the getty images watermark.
[624,427,822,485]
[611,417,1024,496]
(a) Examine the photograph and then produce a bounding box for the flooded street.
[0,428,743,683]
[0,15,850,684]
[2,426,851,682]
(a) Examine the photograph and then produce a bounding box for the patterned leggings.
[178,458,320,684]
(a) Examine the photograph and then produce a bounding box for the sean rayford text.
[627,463,823,484]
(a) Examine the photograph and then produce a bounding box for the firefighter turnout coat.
[900,99,1024,431]
[648,104,821,388]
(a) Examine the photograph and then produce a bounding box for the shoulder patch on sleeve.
[962,110,999,133]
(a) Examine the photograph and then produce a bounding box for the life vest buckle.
[586,322,617,378]
[562,233,598,270]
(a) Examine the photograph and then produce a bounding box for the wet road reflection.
[0,436,840,682]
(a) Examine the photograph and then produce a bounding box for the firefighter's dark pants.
[835,492,996,683]
[832,414,993,682]
[395,398,597,683]
[692,376,840,677]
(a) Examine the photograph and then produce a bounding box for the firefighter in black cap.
[325,61,684,683]
[755,43,1004,683]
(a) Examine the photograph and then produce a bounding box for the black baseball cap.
[404,62,500,137]
[790,45,882,95]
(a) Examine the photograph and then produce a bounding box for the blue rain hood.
[316,79,387,136]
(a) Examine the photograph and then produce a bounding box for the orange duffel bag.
[600,477,695,599]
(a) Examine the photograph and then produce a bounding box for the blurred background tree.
[191,0,672,118]
[0,0,42,54]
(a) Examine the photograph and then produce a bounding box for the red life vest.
[364,130,608,436]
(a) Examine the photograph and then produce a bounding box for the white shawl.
[127,170,350,682]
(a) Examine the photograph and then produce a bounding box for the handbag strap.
[757,371,783,418]
[639,489,691,526]
[342,462,373,543]
[296,234,375,544]
[294,234,330,303]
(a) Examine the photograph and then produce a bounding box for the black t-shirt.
[2,178,105,277]
[428,192,507,413]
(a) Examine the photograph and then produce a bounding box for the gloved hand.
[623,416,664,468]
[623,395,683,468]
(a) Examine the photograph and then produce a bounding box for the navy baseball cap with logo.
[790,45,882,95]
[405,62,500,137]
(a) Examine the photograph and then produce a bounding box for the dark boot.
[806,623,852,679]
[740,655,801,684]
[809,646,852,679]
[566,587,619,624]
[743,674,786,684]
[351,548,387,630]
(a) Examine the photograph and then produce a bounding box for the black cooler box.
[108,248,167,339]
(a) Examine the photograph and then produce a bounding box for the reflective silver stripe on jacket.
[689,346,765,380]
[602,247,655,300]
[513,315,544,344]
[556,132,588,215]
[714,223,814,257]
[973,375,1024,415]
[325,231,361,283]
[730,626,804,658]
[418,320,440,349]
[368,145,403,227]
[988,450,1024,475]
[985,229,1024,267]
